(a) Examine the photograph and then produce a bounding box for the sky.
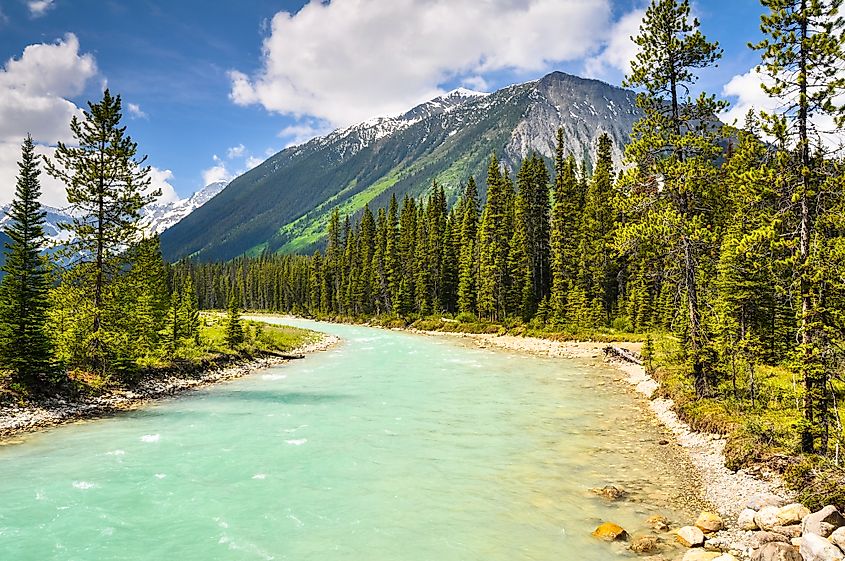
[0,0,776,207]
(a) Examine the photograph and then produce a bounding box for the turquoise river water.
[0,318,701,560]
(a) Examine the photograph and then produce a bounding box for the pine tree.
[477,155,510,321]
[224,291,244,348]
[549,132,581,323]
[752,0,845,453]
[45,90,158,372]
[385,194,400,311]
[180,275,201,345]
[619,0,726,397]
[0,135,54,388]
[457,177,480,315]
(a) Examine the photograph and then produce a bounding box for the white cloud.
[0,33,98,206]
[278,122,331,148]
[583,8,645,80]
[461,75,489,92]
[722,66,844,150]
[127,102,147,119]
[230,0,613,126]
[201,163,234,186]
[245,156,263,169]
[226,144,245,159]
[148,166,179,204]
[27,0,55,17]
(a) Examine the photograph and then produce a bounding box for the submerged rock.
[592,522,628,541]
[645,514,670,531]
[589,485,627,500]
[677,526,706,547]
[751,542,801,561]
[803,506,845,538]
[629,534,659,554]
[799,533,845,561]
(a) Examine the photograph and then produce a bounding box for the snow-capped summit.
[141,180,228,235]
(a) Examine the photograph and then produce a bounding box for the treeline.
[178,0,845,456]
[0,92,212,393]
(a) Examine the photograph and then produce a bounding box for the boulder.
[751,542,802,561]
[677,526,706,548]
[646,514,670,531]
[829,527,845,551]
[773,526,804,539]
[696,511,725,533]
[681,551,722,561]
[757,506,783,530]
[749,494,786,511]
[714,555,740,561]
[629,534,659,554]
[799,533,845,561]
[755,532,790,547]
[590,485,627,500]
[592,522,628,541]
[777,504,811,526]
[803,507,845,538]
[739,508,761,530]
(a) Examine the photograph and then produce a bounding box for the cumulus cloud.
[722,66,844,150]
[127,102,147,119]
[229,0,613,126]
[201,163,234,186]
[583,8,645,80]
[27,0,55,17]
[226,144,245,159]
[0,33,98,206]
[148,166,180,204]
[278,122,331,148]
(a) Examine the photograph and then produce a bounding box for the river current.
[0,318,700,560]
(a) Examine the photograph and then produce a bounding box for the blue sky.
[0,0,771,206]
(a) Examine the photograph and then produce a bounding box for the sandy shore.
[0,334,339,444]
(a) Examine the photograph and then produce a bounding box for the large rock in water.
[799,533,845,561]
[629,534,659,553]
[677,526,706,547]
[696,511,725,533]
[751,542,802,561]
[592,522,628,541]
[778,504,812,526]
[803,507,845,538]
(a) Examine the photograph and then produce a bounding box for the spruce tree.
[45,90,158,371]
[457,177,480,315]
[477,155,510,321]
[0,135,54,388]
[224,291,244,348]
[549,133,581,323]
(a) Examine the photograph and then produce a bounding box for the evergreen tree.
[752,0,845,453]
[45,90,158,372]
[0,135,53,387]
[549,132,581,323]
[457,177,480,314]
[477,155,510,321]
[619,0,726,397]
[224,291,244,348]
[180,275,201,345]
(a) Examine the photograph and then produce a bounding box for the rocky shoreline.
[0,334,339,444]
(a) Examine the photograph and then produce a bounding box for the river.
[0,317,701,560]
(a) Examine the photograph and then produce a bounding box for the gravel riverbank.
[0,334,339,443]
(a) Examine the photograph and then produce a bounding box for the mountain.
[0,180,228,247]
[141,180,228,235]
[160,71,643,262]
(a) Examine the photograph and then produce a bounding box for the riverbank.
[0,332,339,444]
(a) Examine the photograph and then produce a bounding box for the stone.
[777,504,811,526]
[592,522,628,541]
[751,542,802,561]
[677,526,706,548]
[646,514,670,531]
[681,551,722,561]
[803,507,845,538]
[740,508,762,530]
[755,532,790,547]
[714,555,739,561]
[757,506,784,530]
[696,511,725,533]
[799,533,845,561]
[773,526,804,539]
[829,527,845,551]
[590,485,627,500]
[749,494,786,511]
[629,535,659,554]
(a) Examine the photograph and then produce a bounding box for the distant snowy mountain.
[141,180,228,235]
[0,180,228,245]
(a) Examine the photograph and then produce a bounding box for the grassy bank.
[1,316,321,403]
[299,310,845,509]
